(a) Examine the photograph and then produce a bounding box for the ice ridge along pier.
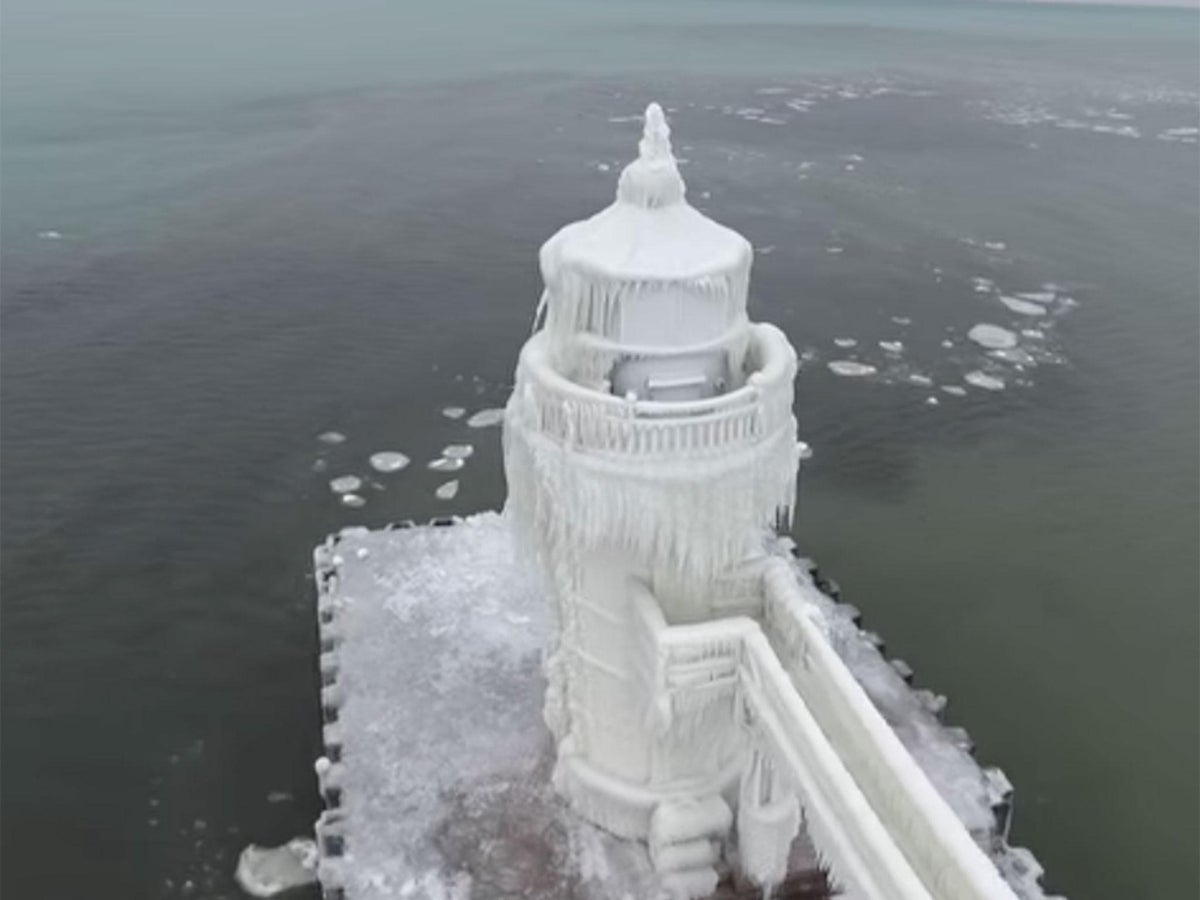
[310,104,1061,900]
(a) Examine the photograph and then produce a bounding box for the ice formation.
[498,104,1020,900]
[235,839,318,897]
[828,360,878,377]
[466,408,505,428]
[879,340,905,354]
[441,444,474,460]
[368,452,411,473]
[833,337,858,348]
[318,431,347,445]
[965,371,1007,391]
[967,324,1018,350]
[998,296,1047,317]
[434,480,459,500]
[341,493,366,509]
[329,476,362,494]
[441,406,466,419]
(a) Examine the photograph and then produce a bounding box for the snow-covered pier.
[312,516,1053,899]
[308,105,1061,900]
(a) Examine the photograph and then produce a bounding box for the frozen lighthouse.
[310,103,1057,900]
[503,103,804,893]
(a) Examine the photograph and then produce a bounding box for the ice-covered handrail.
[760,559,1019,900]
[632,589,932,898]
[512,323,795,455]
[630,576,1020,900]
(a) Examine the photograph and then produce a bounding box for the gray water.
[2,2,1197,898]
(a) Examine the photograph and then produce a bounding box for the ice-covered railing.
[759,558,1019,900]
[511,323,795,457]
[505,321,798,581]
[631,584,933,898]
[626,569,1022,900]
[565,323,751,389]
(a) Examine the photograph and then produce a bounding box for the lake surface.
[2,1,1197,898]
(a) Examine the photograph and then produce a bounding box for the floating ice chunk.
[941,339,955,349]
[369,452,411,473]
[827,360,877,377]
[971,277,995,293]
[37,230,63,240]
[756,245,776,255]
[266,791,293,804]
[442,406,466,420]
[998,295,1048,316]
[825,246,844,254]
[965,371,1006,391]
[341,493,366,508]
[435,480,460,500]
[756,86,790,95]
[878,340,904,354]
[596,163,611,172]
[967,323,1018,350]
[941,385,967,396]
[833,337,858,348]
[891,316,912,326]
[1016,291,1055,303]
[1021,328,1045,340]
[235,839,318,897]
[990,348,1036,367]
[925,396,940,406]
[329,476,362,494]
[908,374,933,387]
[312,459,328,473]
[442,444,474,460]
[428,457,464,472]
[797,441,814,461]
[318,431,347,445]
[983,240,1007,252]
[466,408,505,428]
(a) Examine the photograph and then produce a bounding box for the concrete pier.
[310,513,1057,900]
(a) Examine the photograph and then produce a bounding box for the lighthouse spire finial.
[617,101,686,209]
[639,102,673,162]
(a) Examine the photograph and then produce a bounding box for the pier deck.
[312,513,1052,900]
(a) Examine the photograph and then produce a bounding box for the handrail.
[631,573,1019,900]
[761,559,1018,900]
[514,323,796,457]
[632,587,932,899]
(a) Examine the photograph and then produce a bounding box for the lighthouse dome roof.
[539,104,752,287]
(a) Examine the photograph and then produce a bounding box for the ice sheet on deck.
[313,513,659,900]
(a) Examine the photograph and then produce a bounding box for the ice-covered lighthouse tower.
[503,104,801,883]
